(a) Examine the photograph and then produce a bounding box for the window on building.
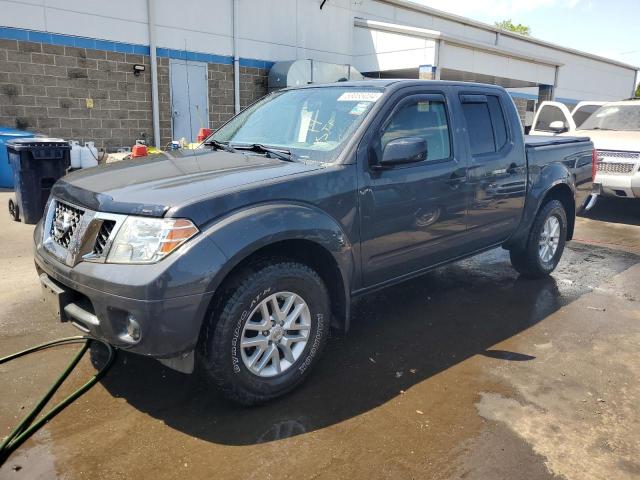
[380,99,451,162]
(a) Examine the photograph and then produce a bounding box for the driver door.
[358,91,469,288]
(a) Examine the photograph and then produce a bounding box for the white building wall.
[352,27,436,72]
[0,0,637,101]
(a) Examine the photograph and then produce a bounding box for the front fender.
[203,202,355,322]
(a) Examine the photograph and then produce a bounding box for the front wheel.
[198,261,331,405]
[510,199,568,278]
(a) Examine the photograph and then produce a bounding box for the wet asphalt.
[0,193,639,479]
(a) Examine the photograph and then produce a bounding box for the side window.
[461,95,509,155]
[380,99,451,162]
[461,102,494,155]
[487,96,507,150]
[572,104,600,128]
[535,105,568,131]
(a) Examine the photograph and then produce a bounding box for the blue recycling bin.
[7,138,71,224]
[0,127,34,188]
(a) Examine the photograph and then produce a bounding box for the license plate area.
[40,273,72,322]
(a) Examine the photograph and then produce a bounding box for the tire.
[198,261,331,405]
[8,198,19,222]
[509,199,568,278]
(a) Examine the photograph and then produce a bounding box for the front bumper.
[596,172,640,199]
[33,219,224,361]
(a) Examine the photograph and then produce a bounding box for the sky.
[412,0,640,69]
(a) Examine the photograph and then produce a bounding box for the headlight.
[106,217,199,264]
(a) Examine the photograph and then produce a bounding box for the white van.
[530,99,640,199]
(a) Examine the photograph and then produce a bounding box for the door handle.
[506,163,518,175]
[447,171,467,189]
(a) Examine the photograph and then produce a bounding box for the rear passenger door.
[460,92,527,247]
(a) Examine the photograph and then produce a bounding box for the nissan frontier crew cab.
[34,80,596,405]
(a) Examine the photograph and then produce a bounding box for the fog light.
[125,314,141,343]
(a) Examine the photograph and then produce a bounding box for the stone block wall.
[1,36,270,150]
[0,38,154,150]
[207,64,268,130]
[512,97,528,125]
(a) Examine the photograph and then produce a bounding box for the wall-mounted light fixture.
[133,64,146,76]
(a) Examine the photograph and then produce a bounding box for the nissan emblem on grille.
[50,202,84,248]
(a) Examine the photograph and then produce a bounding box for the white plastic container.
[80,141,98,168]
[69,140,82,169]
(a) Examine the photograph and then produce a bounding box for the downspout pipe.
[147,0,161,148]
[233,0,241,114]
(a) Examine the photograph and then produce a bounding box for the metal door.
[358,91,469,288]
[459,91,527,248]
[170,59,209,143]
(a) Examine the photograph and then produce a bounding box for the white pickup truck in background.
[530,99,640,200]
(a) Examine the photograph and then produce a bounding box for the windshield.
[211,86,383,162]
[579,104,640,131]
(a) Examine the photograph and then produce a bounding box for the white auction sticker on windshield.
[338,91,383,102]
[349,102,370,115]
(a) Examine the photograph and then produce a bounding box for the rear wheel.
[198,261,330,405]
[510,199,567,278]
[8,198,19,222]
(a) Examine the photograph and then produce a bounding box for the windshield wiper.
[204,139,238,153]
[232,143,295,162]
[589,127,615,131]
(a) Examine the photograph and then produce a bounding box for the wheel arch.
[504,178,576,251]
[541,183,575,240]
[201,203,354,336]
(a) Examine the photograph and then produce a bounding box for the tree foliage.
[635,82,640,98]
[495,19,531,36]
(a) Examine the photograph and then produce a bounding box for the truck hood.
[566,130,640,152]
[52,148,323,218]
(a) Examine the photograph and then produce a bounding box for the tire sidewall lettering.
[231,287,272,375]
[298,313,324,374]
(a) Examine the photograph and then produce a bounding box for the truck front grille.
[51,201,85,248]
[596,162,636,174]
[43,198,127,267]
[92,220,116,255]
[597,150,640,160]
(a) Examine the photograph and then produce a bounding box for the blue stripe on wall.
[0,26,274,69]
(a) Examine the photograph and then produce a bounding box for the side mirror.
[378,137,427,168]
[549,120,568,133]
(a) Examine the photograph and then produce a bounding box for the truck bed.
[524,135,592,147]
[524,134,594,213]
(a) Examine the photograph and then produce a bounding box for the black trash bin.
[7,138,71,224]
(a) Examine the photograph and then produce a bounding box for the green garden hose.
[0,336,116,465]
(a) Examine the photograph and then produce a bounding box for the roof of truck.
[291,79,507,91]
[603,98,640,106]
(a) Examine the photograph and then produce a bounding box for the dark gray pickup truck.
[34,80,595,404]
